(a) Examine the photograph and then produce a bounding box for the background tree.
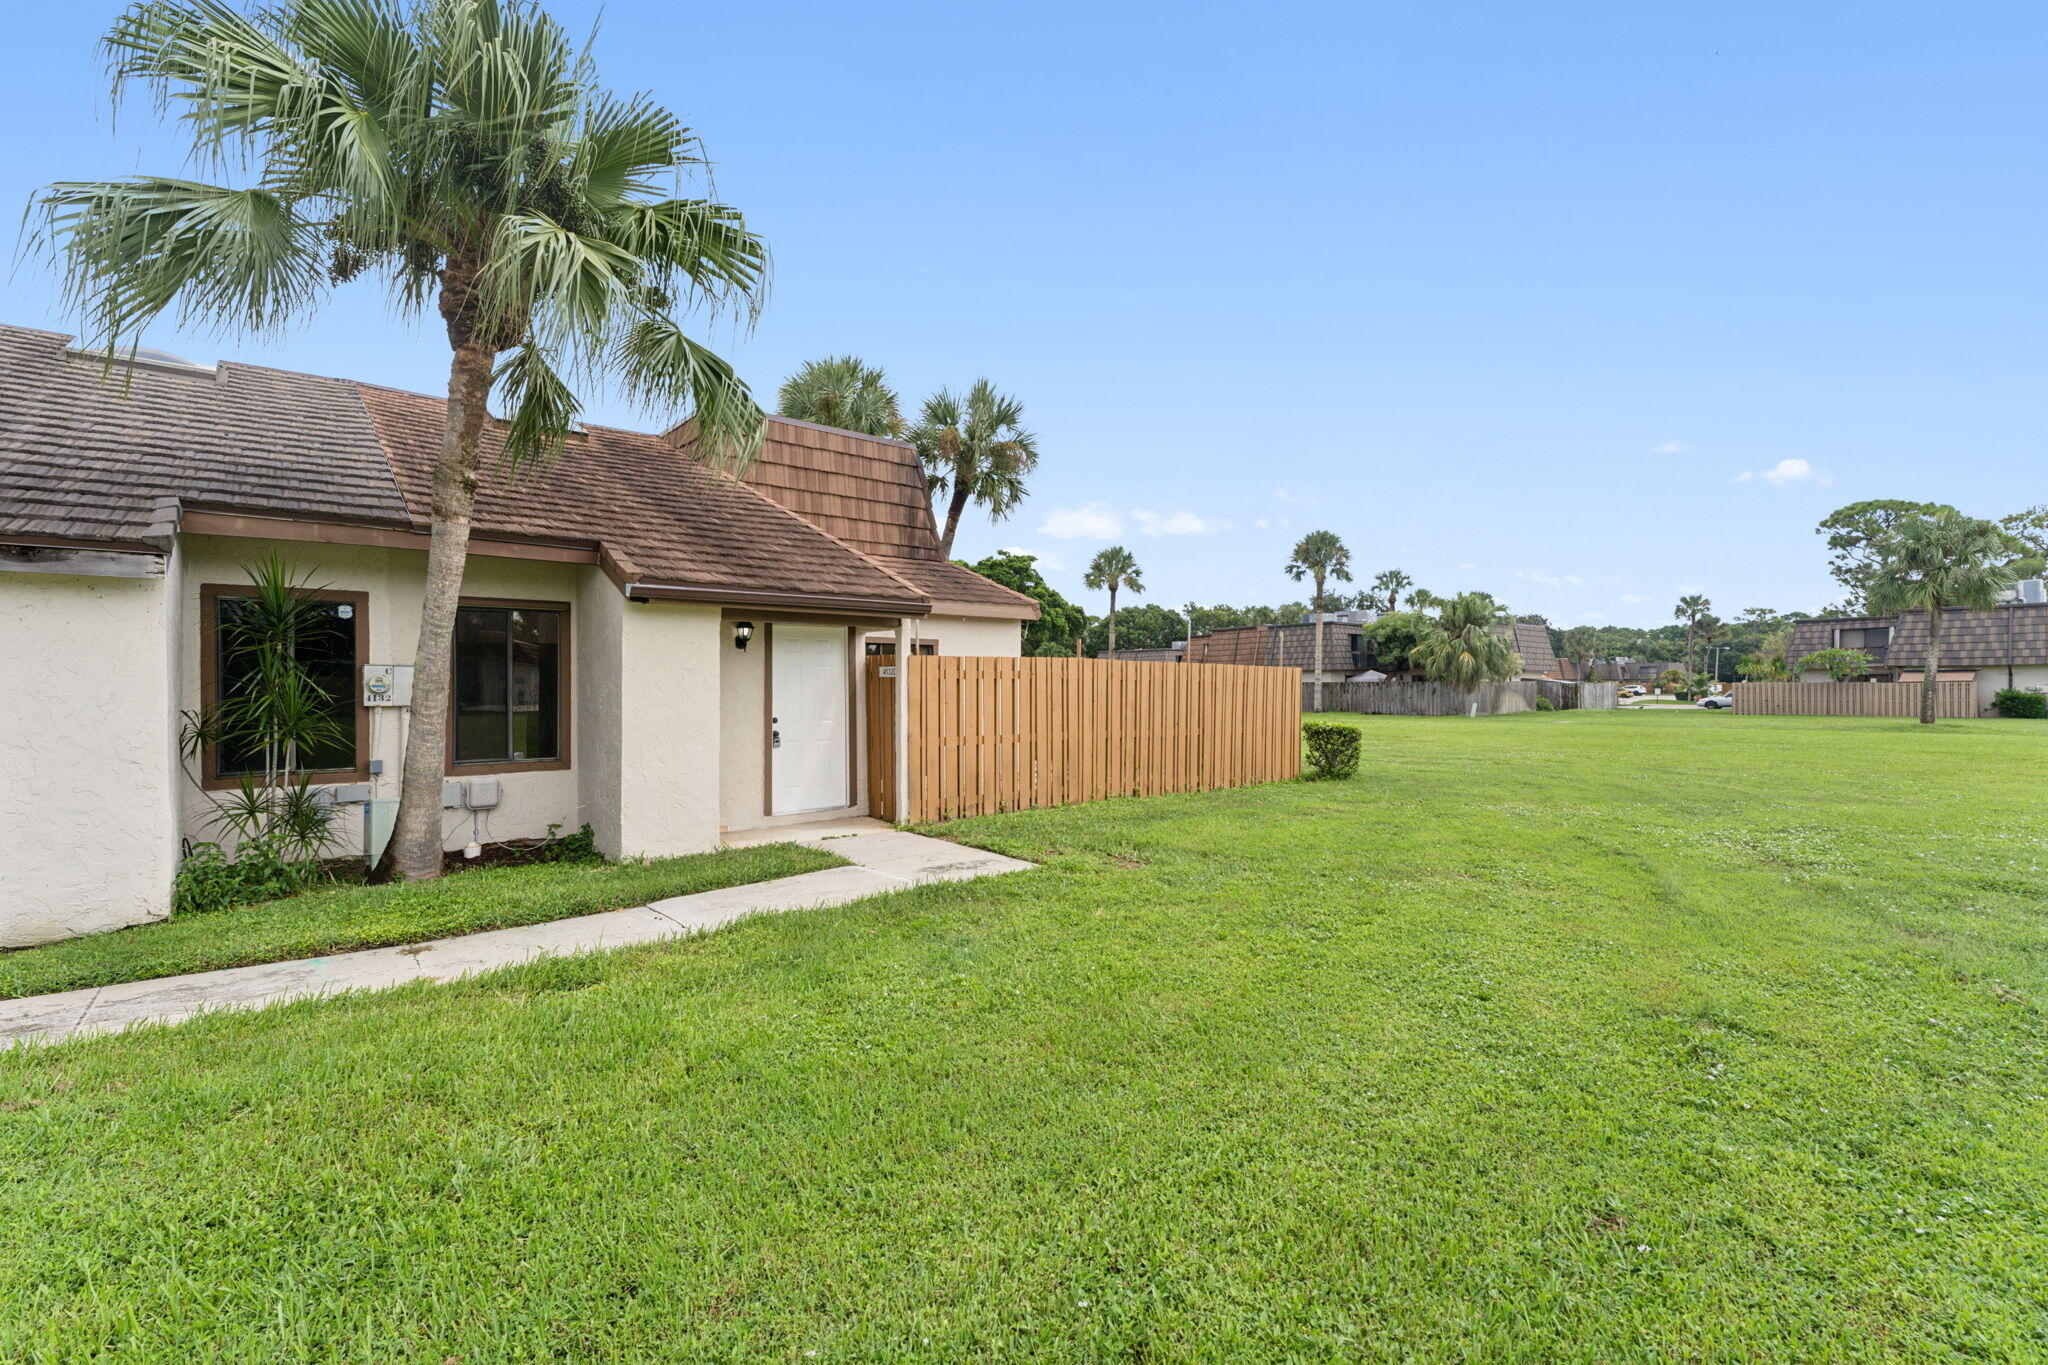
[1083,546,1143,655]
[1793,648,1876,683]
[1411,593,1521,694]
[1816,500,1951,612]
[1081,603,1183,656]
[1655,667,1691,694]
[2000,505,2048,570]
[1868,509,2025,724]
[35,0,769,882]
[1673,594,1712,676]
[1560,625,1599,679]
[1737,623,1794,680]
[1694,614,1728,680]
[1285,530,1353,710]
[776,355,901,436]
[1360,611,1429,676]
[911,380,1039,558]
[962,552,1085,656]
[1369,568,1413,614]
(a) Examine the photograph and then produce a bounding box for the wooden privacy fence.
[1730,681,1978,718]
[1310,678,1618,716]
[868,656,1301,822]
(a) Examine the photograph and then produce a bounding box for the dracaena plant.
[179,553,348,867]
[32,0,769,880]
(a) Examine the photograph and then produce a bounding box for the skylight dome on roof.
[64,342,216,374]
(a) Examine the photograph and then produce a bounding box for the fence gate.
[867,656,1301,823]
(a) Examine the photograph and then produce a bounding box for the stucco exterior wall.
[1982,664,2048,711]
[611,599,722,857]
[176,537,590,858]
[908,613,1024,657]
[719,629,766,829]
[0,567,180,946]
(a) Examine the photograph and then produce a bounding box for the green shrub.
[173,836,324,915]
[1533,695,1557,712]
[1302,721,1361,779]
[532,822,602,863]
[1990,688,2047,719]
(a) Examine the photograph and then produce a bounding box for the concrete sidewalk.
[0,824,1030,1048]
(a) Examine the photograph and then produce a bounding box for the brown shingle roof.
[726,416,941,562]
[870,554,1038,615]
[357,385,924,608]
[1878,605,2048,669]
[1511,622,1560,678]
[0,326,408,548]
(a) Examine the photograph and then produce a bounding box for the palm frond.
[493,342,580,470]
[616,315,763,473]
[31,177,326,347]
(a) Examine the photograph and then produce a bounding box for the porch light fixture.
[733,620,754,651]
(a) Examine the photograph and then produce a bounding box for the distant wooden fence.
[1308,678,1617,716]
[1730,681,1977,718]
[869,656,1300,822]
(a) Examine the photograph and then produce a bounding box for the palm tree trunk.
[1919,607,1942,725]
[937,481,972,559]
[1312,573,1326,713]
[1106,586,1118,656]
[377,305,497,881]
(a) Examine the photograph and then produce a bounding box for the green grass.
[0,842,844,1000]
[2,711,2043,1362]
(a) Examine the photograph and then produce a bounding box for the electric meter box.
[362,664,414,707]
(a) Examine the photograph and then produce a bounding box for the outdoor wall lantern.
[733,621,754,651]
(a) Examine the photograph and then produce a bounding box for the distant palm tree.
[776,356,901,436]
[1286,530,1353,711]
[1694,615,1727,681]
[1560,625,1599,680]
[1083,546,1143,655]
[1411,593,1521,694]
[1674,594,1712,677]
[32,0,768,881]
[1370,568,1413,614]
[911,380,1039,558]
[1870,509,2025,723]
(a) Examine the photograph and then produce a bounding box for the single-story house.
[1509,622,1561,681]
[1185,610,1375,682]
[1788,592,2048,712]
[0,325,1037,946]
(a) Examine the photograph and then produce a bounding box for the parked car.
[1696,694,1734,710]
[1619,685,1646,697]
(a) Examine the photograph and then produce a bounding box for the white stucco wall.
[1982,664,2048,711]
[176,537,590,858]
[610,599,722,857]
[917,613,1024,657]
[0,567,180,946]
[719,629,766,829]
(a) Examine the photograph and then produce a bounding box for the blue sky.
[3,2,2039,626]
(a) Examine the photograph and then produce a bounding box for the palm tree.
[1560,624,1599,680]
[1673,594,1712,677]
[776,355,901,437]
[1869,509,2025,724]
[1694,614,1727,682]
[1083,546,1143,655]
[1285,531,1353,711]
[910,380,1039,558]
[35,0,769,881]
[1410,593,1521,694]
[1370,568,1413,614]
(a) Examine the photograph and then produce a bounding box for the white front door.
[771,625,851,814]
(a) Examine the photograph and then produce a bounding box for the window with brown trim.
[864,638,937,656]
[199,584,370,787]
[451,600,570,772]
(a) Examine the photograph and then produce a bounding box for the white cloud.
[1253,515,1291,530]
[1273,487,1313,507]
[1654,441,1691,455]
[1735,457,1832,487]
[1132,508,1229,536]
[1515,570,1585,591]
[1584,612,1607,621]
[1459,562,1477,570]
[998,546,1064,572]
[1036,502,1123,539]
[1621,593,1648,605]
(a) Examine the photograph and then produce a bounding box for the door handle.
[772,729,781,748]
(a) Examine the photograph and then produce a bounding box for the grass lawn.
[2,711,2043,1362]
[0,842,844,1000]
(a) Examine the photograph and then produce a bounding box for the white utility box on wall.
[362,664,414,707]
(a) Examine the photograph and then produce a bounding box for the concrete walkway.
[0,823,1031,1048]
